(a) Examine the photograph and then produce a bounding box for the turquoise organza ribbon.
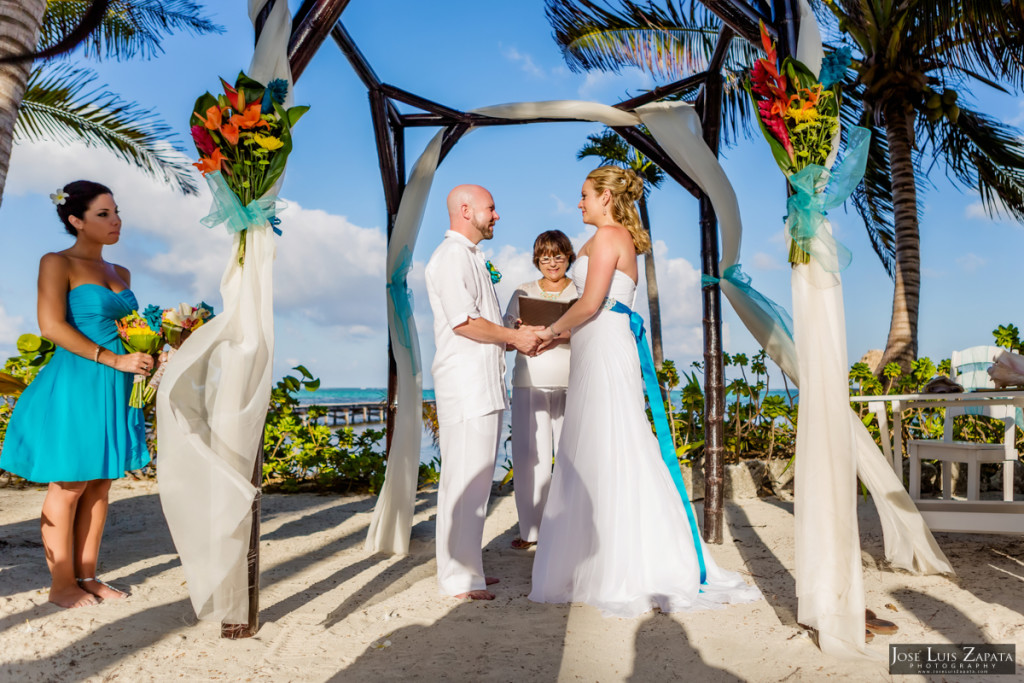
[609,300,707,585]
[388,246,420,376]
[702,264,794,341]
[786,125,871,272]
[200,171,283,236]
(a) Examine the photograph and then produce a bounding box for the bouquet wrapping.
[116,311,164,408]
[143,302,215,403]
[190,72,308,263]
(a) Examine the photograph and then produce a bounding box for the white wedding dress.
[529,256,763,617]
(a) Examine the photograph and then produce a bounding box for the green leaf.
[286,105,310,128]
[16,334,42,354]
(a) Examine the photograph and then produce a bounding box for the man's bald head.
[447,184,499,243]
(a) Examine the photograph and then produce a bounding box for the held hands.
[510,325,545,356]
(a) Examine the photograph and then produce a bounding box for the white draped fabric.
[367,93,950,617]
[155,0,291,623]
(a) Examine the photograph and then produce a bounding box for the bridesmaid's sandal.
[865,608,898,635]
[510,538,536,550]
[77,577,128,600]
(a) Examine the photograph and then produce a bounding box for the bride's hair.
[586,166,649,254]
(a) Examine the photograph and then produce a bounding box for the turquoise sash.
[609,301,707,584]
[201,170,283,236]
[387,245,420,376]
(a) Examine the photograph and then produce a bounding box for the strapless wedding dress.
[528,256,762,617]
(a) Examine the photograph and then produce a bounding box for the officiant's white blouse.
[504,279,578,388]
[425,230,508,426]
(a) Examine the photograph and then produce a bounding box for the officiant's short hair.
[532,230,575,268]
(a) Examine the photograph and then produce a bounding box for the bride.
[531,166,762,617]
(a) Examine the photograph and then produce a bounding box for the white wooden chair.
[909,346,1018,504]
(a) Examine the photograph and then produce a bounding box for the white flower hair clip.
[49,189,68,206]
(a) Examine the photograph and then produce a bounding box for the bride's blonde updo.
[586,166,650,254]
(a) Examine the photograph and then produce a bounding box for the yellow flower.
[253,133,284,150]
[785,106,820,123]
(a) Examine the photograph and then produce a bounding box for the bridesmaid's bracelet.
[93,345,102,363]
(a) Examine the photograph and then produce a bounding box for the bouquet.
[116,310,164,408]
[143,302,215,403]
[190,72,308,264]
[746,22,862,266]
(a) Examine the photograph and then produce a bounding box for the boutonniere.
[485,260,501,284]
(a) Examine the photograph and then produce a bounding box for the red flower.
[222,79,245,112]
[757,101,794,160]
[191,125,216,155]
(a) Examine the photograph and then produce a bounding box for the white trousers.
[510,387,566,543]
[436,409,502,595]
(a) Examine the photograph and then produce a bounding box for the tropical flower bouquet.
[116,310,164,408]
[142,302,216,403]
[745,22,865,267]
[190,72,308,264]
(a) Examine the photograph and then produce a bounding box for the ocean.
[296,387,798,480]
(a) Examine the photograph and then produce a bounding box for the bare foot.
[510,538,536,549]
[453,590,495,600]
[485,576,499,585]
[78,577,127,601]
[49,586,100,609]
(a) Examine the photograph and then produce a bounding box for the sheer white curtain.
[155,0,290,623]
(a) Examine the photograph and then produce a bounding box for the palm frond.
[577,127,666,194]
[15,64,199,196]
[923,105,1024,222]
[546,0,758,79]
[40,0,223,61]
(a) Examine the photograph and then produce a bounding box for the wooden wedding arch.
[268,0,804,545]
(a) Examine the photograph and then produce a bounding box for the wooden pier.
[295,400,436,426]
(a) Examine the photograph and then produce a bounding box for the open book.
[518,296,577,327]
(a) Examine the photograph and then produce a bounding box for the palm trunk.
[0,0,46,208]
[879,101,921,372]
[637,193,664,370]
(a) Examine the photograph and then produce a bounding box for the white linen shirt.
[425,230,508,426]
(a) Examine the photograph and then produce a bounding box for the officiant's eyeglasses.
[538,255,567,265]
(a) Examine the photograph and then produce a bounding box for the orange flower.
[220,122,239,145]
[194,104,223,131]
[231,102,270,130]
[192,148,225,176]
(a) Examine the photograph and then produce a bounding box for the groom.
[425,184,543,600]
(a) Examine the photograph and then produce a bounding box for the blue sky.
[1,0,1021,389]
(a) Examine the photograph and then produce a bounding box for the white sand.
[0,479,1021,682]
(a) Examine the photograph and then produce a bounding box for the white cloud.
[576,67,654,101]
[500,45,545,79]
[7,140,391,329]
[751,251,783,271]
[550,192,573,214]
[965,195,1015,224]
[956,252,986,273]
[0,302,25,358]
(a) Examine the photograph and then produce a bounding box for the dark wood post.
[699,70,726,544]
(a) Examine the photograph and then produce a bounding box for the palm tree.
[578,127,669,368]
[546,0,1024,371]
[0,0,47,204]
[0,0,222,207]
[818,0,1024,370]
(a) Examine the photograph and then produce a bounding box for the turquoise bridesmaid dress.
[0,284,150,482]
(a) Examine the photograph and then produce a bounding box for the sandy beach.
[0,478,1021,682]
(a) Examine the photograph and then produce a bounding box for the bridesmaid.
[503,230,577,549]
[0,181,152,608]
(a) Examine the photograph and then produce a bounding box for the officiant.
[503,230,578,550]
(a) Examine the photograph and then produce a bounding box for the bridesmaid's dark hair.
[57,180,112,237]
